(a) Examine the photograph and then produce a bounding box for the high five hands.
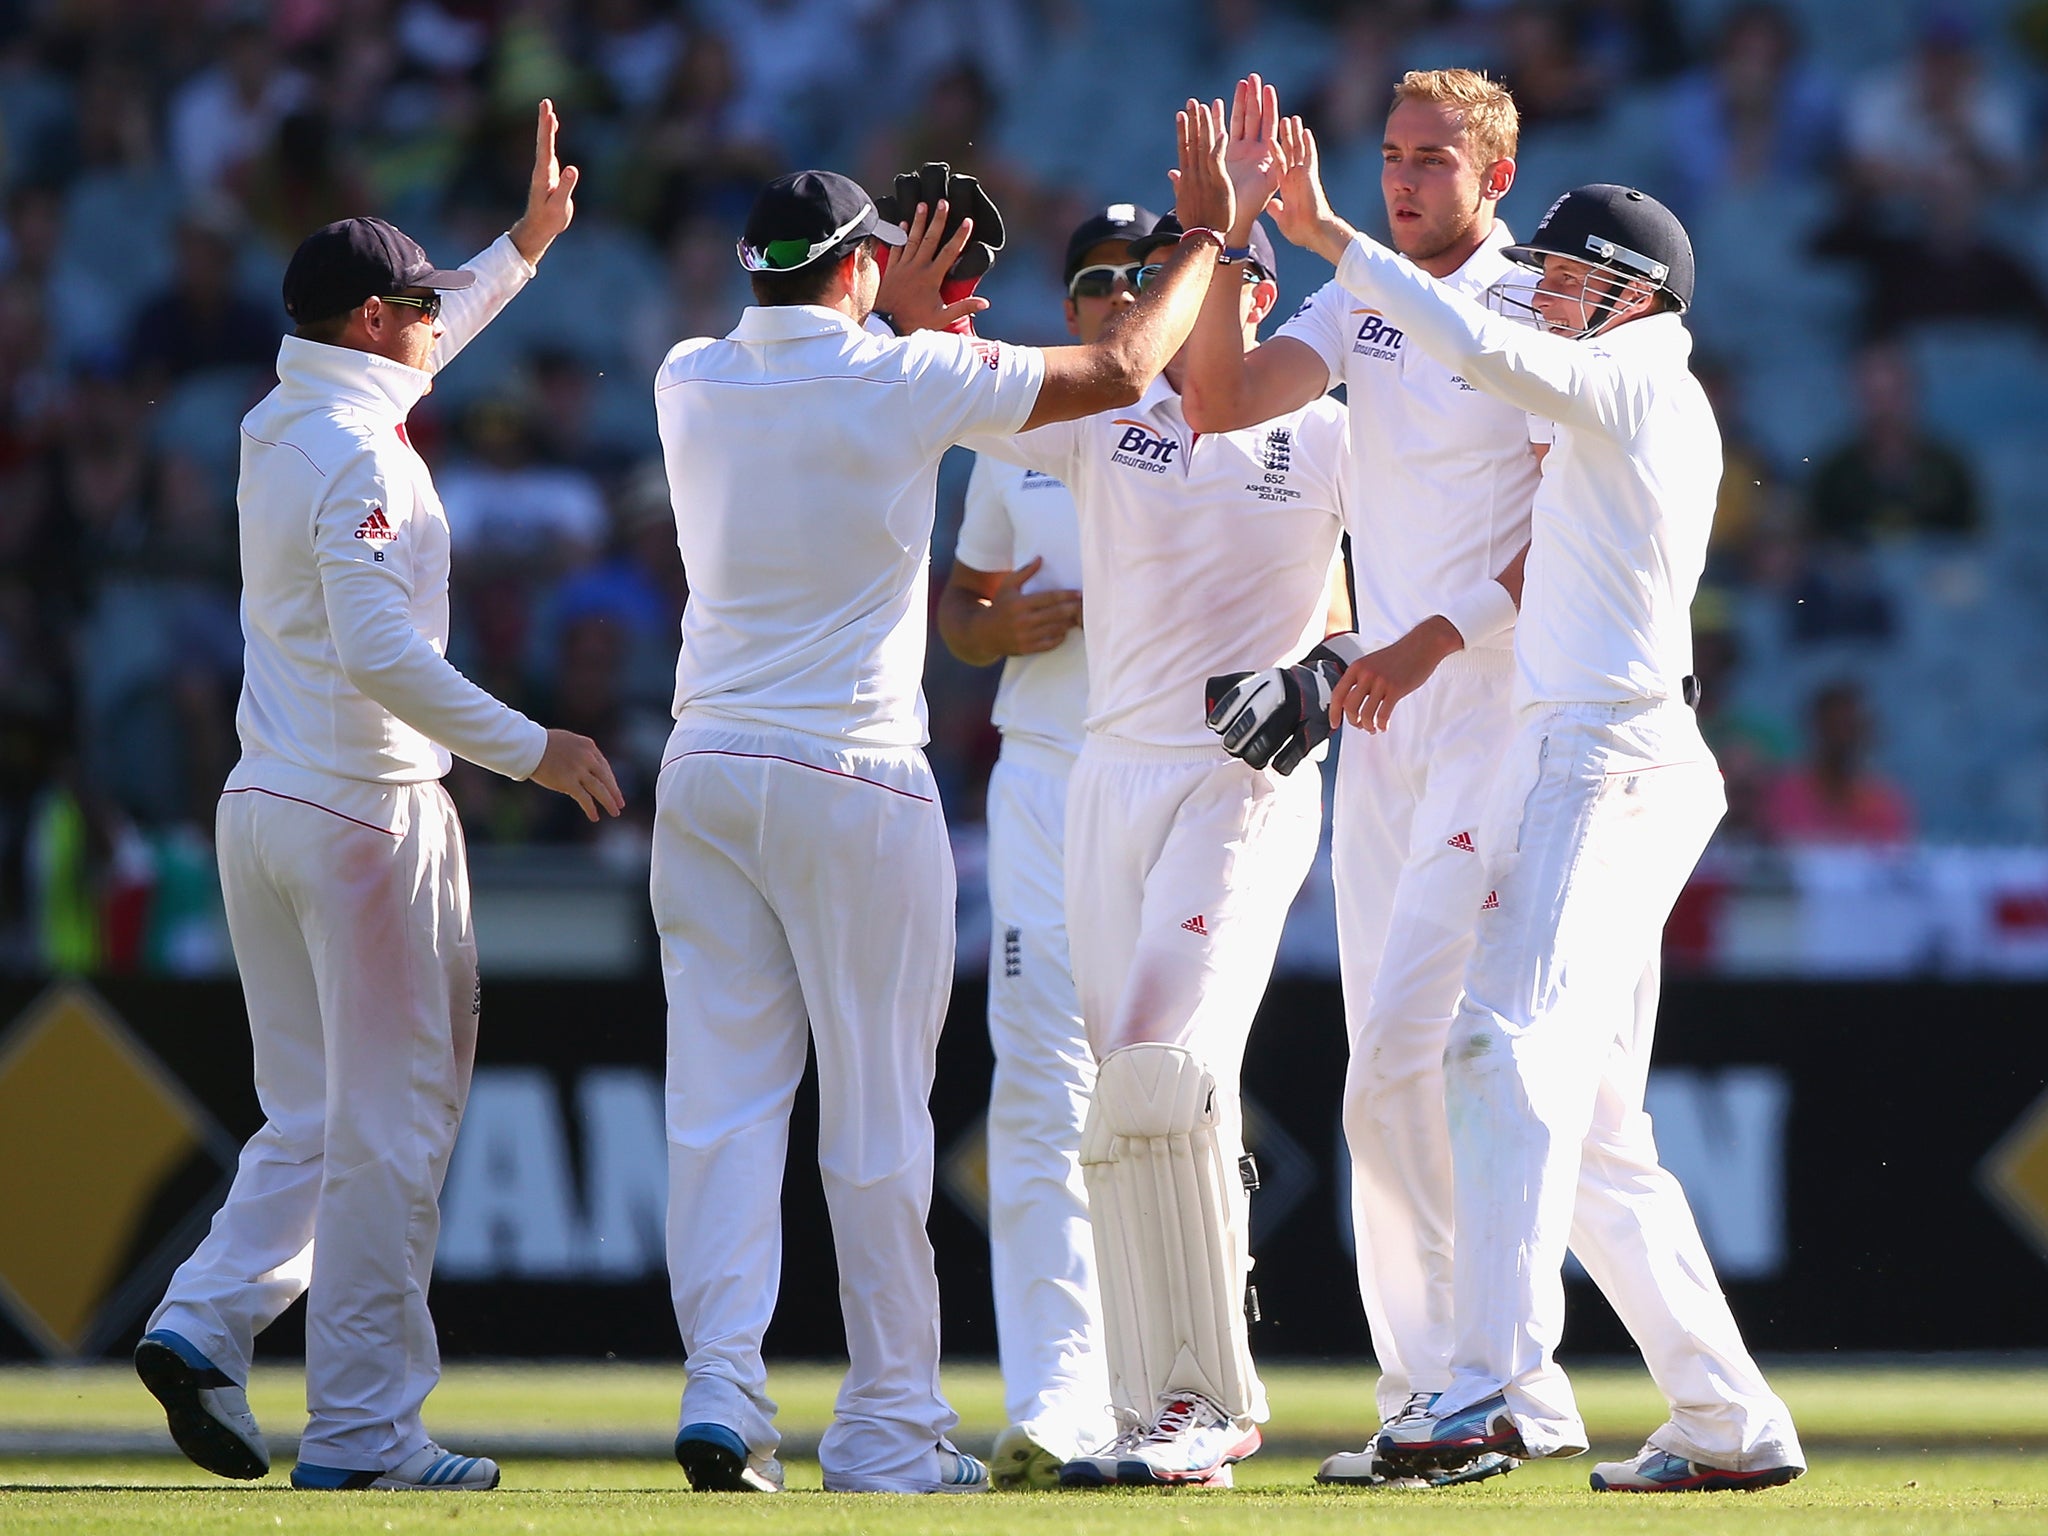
[1193,74,1358,264]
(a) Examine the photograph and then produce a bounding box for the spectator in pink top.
[1764,680,1914,844]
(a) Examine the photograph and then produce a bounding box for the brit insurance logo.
[1020,468,1065,491]
[1109,418,1179,475]
[1350,307,1404,361]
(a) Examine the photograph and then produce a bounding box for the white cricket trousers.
[1330,647,1514,1422]
[152,770,477,1470]
[1438,700,1803,1472]
[982,742,1113,1460]
[1064,735,1325,1423]
[652,724,960,1493]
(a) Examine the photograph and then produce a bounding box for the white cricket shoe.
[1062,1392,1260,1487]
[1590,1442,1803,1493]
[1317,1392,1435,1487]
[291,1441,500,1490]
[133,1329,269,1481]
[990,1425,1064,1490]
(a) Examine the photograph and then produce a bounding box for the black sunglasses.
[1068,263,1142,300]
[379,292,443,322]
[1136,261,1267,291]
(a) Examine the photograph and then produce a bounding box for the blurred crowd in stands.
[2,0,2046,972]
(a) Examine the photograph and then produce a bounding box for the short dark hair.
[747,238,865,308]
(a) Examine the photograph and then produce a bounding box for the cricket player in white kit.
[966,144,1350,1482]
[936,203,1159,1488]
[1261,106,1805,1491]
[136,105,623,1492]
[1185,73,1545,1486]
[649,142,1233,1496]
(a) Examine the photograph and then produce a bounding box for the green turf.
[4,1361,2048,1532]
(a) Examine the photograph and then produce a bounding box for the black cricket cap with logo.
[283,216,476,324]
[1062,203,1160,284]
[1131,213,1279,283]
[738,170,909,273]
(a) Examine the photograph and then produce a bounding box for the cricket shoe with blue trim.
[1373,1391,1528,1475]
[1060,1392,1260,1488]
[133,1329,269,1481]
[291,1442,500,1490]
[1590,1443,1804,1493]
[674,1423,784,1492]
[930,1443,991,1492]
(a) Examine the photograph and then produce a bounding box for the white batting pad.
[1081,1043,1258,1422]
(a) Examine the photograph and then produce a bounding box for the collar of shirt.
[1131,373,1188,424]
[1440,220,1518,298]
[728,303,866,343]
[274,334,431,424]
[1587,309,1693,362]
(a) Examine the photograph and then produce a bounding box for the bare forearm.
[1181,261,1264,432]
[1098,232,1221,386]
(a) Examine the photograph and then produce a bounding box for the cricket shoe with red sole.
[1590,1444,1804,1493]
[1060,1392,1260,1487]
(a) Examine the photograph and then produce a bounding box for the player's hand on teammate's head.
[873,198,990,334]
[1222,74,1285,239]
[532,728,624,822]
[1169,96,1233,237]
[509,99,579,265]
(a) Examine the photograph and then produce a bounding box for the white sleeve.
[1272,279,1350,385]
[429,234,537,372]
[314,444,548,779]
[1333,235,1645,438]
[1528,414,1554,445]
[956,416,1084,482]
[954,455,1018,572]
[906,333,1047,457]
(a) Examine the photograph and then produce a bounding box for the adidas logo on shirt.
[353,507,397,544]
[1180,914,1208,936]
[1446,830,1476,853]
[1480,890,1499,911]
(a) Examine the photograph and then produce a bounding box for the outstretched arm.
[1181,75,1331,433]
[433,100,579,369]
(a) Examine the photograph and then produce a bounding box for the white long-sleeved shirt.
[1278,222,1543,652]
[966,377,1347,750]
[953,455,1088,759]
[656,305,1044,748]
[233,235,549,803]
[1332,235,1720,711]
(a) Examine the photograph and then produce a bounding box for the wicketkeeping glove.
[874,162,1006,333]
[1204,634,1367,775]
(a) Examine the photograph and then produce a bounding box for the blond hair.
[1390,69,1519,166]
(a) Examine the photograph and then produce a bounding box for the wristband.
[1221,246,1257,265]
[864,311,899,337]
[1436,577,1519,649]
[1177,226,1225,253]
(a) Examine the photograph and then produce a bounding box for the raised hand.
[509,99,579,265]
[873,198,990,334]
[1168,96,1233,236]
[1223,74,1285,240]
[1270,115,1350,263]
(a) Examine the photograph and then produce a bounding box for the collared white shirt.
[966,378,1347,750]
[1278,222,1543,651]
[1334,235,1720,711]
[234,235,548,793]
[954,454,1088,758]
[656,304,1044,747]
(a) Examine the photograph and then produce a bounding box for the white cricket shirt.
[1278,222,1541,651]
[655,305,1044,747]
[233,234,549,801]
[966,378,1347,750]
[1333,235,1720,710]
[953,454,1088,757]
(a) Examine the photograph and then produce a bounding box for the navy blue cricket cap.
[739,170,908,273]
[283,216,474,324]
[1131,213,1278,280]
[1062,202,1160,284]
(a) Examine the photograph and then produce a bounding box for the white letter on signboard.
[1645,1067,1789,1280]
[437,1067,582,1278]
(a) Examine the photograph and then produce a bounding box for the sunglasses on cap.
[1136,261,1266,291]
[1068,262,1143,300]
[379,292,443,322]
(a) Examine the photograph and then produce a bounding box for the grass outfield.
[3,1361,2047,1532]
